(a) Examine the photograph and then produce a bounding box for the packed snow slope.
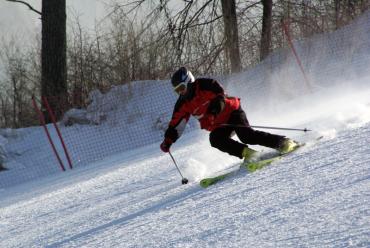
[1,11,370,248]
[1,118,370,247]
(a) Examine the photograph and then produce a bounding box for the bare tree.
[41,0,67,121]
[260,0,273,61]
[0,39,39,128]
[221,0,242,73]
[7,0,67,121]
[111,0,242,74]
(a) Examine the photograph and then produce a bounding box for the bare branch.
[6,0,42,16]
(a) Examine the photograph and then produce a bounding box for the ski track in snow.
[1,124,370,248]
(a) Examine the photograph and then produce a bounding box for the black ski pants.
[209,107,285,158]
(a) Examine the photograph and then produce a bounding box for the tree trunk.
[347,0,355,20]
[41,0,67,121]
[334,0,341,29]
[221,0,242,73]
[260,0,273,61]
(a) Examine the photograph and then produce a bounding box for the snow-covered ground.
[1,118,370,247]
[1,10,370,248]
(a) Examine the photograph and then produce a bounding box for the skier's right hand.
[160,138,173,153]
[207,95,225,116]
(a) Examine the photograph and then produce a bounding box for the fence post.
[42,96,73,169]
[281,18,312,91]
[31,96,66,172]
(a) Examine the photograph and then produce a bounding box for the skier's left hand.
[207,95,225,116]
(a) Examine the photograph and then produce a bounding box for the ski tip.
[200,179,212,188]
[246,162,258,172]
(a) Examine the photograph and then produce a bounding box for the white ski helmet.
[171,67,195,89]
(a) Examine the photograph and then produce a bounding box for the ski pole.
[220,124,312,132]
[168,151,189,185]
[251,125,311,132]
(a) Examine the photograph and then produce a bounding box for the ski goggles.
[173,82,187,94]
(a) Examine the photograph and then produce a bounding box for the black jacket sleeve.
[197,78,224,95]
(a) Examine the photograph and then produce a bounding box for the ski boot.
[278,138,299,154]
[241,146,258,166]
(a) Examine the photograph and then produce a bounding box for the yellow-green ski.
[245,156,280,172]
[200,170,236,188]
[244,142,304,172]
[199,137,324,188]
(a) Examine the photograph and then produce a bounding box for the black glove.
[207,95,225,116]
[160,138,173,153]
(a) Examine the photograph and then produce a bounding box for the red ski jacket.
[164,78,240,142]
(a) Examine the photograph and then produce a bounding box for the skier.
[160,67,298,164]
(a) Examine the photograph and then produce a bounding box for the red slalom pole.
[281,18,312,92]
[42,96,73,169]
[32,96,66,172]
